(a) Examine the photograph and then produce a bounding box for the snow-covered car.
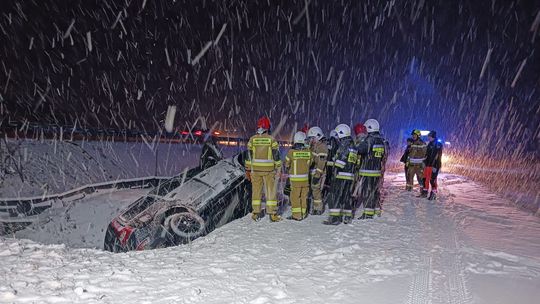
[104,153,251,252]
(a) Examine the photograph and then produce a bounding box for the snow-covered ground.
[1,172,539,303]
[12,188,150,249]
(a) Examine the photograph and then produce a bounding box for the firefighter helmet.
[364,119,380,133]
[353,123,367,136]
[412,129,421,136]
[335,124,351,139]
[293,131,307,144]
[307,126,324,141]
[257,116,271,130]
[329,130,338,139]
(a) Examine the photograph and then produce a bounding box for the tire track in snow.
[439,192,472,304]
[406,255,432,304]
[403,189,433,304]
[405,185,472,304]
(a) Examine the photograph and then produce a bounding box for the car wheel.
[164,211,206,243]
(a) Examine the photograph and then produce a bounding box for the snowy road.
[1,173,539,303]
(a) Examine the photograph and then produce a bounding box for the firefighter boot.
[428,191,437,200]
[418,189,428,198]
[323,215,342,225]
[270,214,282,222]
[251,212,261,221]
[342,215,353,224]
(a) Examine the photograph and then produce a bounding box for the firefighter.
[423,131,443,200]
[245,116,282,222]
[307,126,328,215]
[356,119,389,219]
[285,131,312,220]
[353,123,368,145]
[324,124,358,225]
[324,130,339,196]
[352,123,367,213]
[400,138,414,190]
[407,129,427,193]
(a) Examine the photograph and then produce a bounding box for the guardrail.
[0,176,171,235]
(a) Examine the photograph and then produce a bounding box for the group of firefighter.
[400,129,444,200]
[244,116,390,225]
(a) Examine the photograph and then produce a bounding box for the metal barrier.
[0,176,171,235]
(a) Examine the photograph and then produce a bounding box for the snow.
[1,172,539,303]
[12,188,149,249]
[0,139,239,198]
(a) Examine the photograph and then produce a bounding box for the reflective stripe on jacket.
[246,133,281,172]
[286,147,312,184]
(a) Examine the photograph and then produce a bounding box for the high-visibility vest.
[246,133,281,172]
[285,148,312,184]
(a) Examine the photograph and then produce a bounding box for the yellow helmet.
[412,129,421,136]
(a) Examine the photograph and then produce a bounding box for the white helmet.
[293,131,307,144]
[307,126,324,141]
[329,130,338,139]
[335,124,351,139]
[364,119,380,133]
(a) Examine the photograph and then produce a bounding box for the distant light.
[213,131,221,135]
[437,139,443,143]
[217,140,237,146]
[420,130,430,136]
[194,130,202,136]
[181,131,189,135]
[441,154,452,165]
[445,141,451,145]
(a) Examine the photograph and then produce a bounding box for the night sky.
[0,0,539,154]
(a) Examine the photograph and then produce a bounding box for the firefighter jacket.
[424,139,443,169]
[400,140,412,165]
[355,136,367,172]
[245,133,281,172]
[326,137,339,171]
[285,144,313,185]
[356,132,389,177]
[408,138,427,166]
[332,137,358,181]
[310,140,329,179]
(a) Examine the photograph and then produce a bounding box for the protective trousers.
[423,167,439,193]
[311,178,325,212]
[359,176,382,217]
[251,171,278,215]
[404,165,412,188]
[290,182,309,220]
[406,164,424,190]
[328,179,354,218]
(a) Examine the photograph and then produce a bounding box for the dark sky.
[0,0,539,153]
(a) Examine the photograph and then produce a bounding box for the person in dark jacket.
[199,134,223,170]
[324,124,358,225]
[423,131,443,200]
[400,138,413,190]
[323,130,339,198]
[356,119,388,219]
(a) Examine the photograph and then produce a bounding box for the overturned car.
[104,153,251,252]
